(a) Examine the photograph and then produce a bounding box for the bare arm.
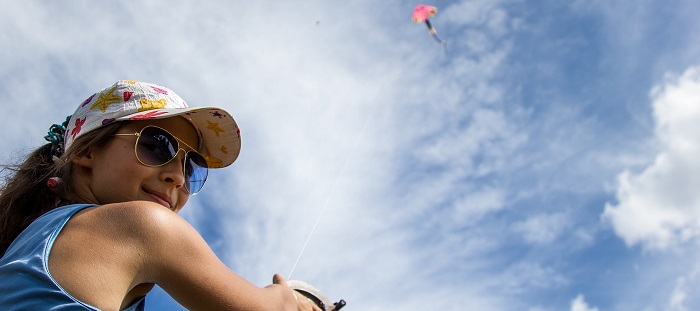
[121,201,300,310]
[53,201,320,310]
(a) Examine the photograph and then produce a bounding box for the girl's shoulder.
[70,200,193,243]
[50,201,193,308]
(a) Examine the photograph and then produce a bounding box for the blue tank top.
[0,204,146,311]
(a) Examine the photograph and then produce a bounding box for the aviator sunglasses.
[114,125,208,195]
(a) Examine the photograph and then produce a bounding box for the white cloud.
[571,294,599,311]
[668,277,688,311]
[603,66,700,250]
[664,265,700,311]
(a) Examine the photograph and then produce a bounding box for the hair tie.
[44,115,71,158]
[46,177,65,194]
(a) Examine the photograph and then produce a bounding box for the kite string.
[287,81,386,280]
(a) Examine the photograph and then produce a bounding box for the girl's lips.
[144,189,172,209]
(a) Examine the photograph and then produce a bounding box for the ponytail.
[0,122,122,256]
[0,143,65,256]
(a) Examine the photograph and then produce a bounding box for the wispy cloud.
[2,0,700,310]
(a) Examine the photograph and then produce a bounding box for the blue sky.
[2,1,700,310]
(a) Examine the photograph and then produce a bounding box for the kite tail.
[430,31,447,46]
[424,20,447,46]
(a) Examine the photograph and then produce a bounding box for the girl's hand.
[272,274,324,311]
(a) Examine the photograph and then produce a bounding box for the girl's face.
[72,117,200,213]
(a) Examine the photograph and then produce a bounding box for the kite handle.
[287,280,347,311]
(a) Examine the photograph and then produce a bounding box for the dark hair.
[0,122,123,256]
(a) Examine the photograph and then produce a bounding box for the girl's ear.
[70,147,97,168]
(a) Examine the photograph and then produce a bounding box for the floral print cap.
[65,80,241,168]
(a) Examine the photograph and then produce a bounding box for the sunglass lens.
[135,126,208,195]
[137,127,179,166]
[184,152,208,194]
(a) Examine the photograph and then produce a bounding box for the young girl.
[0,80,321,310]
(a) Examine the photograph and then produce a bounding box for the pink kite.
[412,4,447,47]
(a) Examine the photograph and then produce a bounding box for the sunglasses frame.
[114,125,208,195]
